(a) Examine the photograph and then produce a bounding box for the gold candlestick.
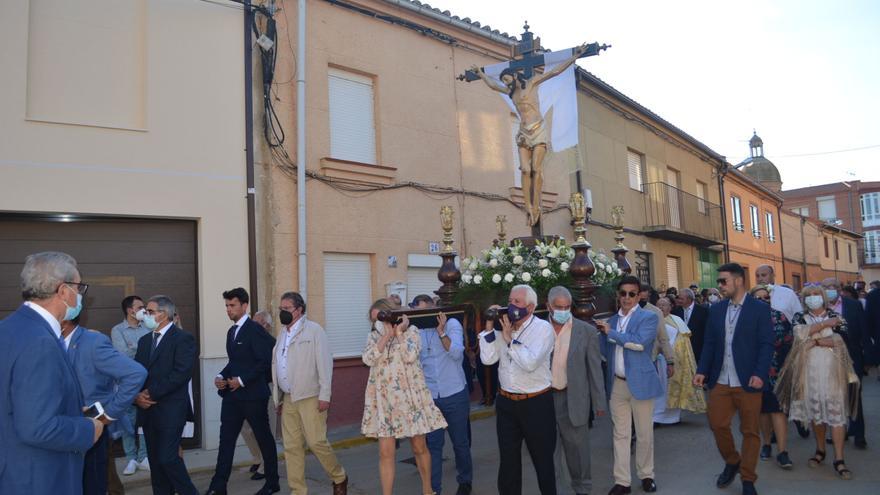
[568,192,589,246]
[495,215,507,244]
[440,206,455,253]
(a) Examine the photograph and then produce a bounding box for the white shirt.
[275,317,304,395]
[479,315,555,394]
[23,301,62,340]
[684,302,695,324]
[152,322,173,346]
[718,295,745,387]
[217,314,251,386]
[769,284,802,322]
[63,331,74,350]
[614,308,636,378]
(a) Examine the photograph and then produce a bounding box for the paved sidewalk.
[126,375,880,494]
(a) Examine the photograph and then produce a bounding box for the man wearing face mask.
[272,291,348,495]
[206,288,279,495]
[480,284,557,495]
[821,277,868,449]
[754,265,801,323]
[134,295,198,495]
[0,252,103,494]
[548,286,606,495]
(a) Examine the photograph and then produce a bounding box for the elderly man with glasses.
[596,275,663,495]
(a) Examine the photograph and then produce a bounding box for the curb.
[123,408,495,489]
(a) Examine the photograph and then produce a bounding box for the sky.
[431,0,880,190]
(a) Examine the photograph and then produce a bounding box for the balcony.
[642,182,724,246]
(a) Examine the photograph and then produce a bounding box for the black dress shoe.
[855,438,868,449]
[742,480,758,495]
[641,478,657,492]
[608,484,632,495]
[716,463,740,488]
[249,463,261,473]
[456,482,472,494]
[251,471,266,481]
[254,485,280,495]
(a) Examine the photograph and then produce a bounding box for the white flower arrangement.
[492,274,502,284]
[504,273,515,283]
[521,272,532,282]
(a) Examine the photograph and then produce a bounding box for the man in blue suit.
[0,251,102,494]
[135,295,199,495]
[694,263,773,495]
[597,275,663,495]
[62,315,148,494]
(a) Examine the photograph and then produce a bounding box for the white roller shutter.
[407,267,441,303]
[323,253,372,358]
[666,256,681,290]
[627,150,644,191]
[328,69,376,165]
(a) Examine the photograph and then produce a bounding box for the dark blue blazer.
[697,295,774,392]
[0,305,95,495]
[866,288,880,366]
[67,326,147,437]
[134,324,197,430]
[218,317,275,401]
[838,297,868,376]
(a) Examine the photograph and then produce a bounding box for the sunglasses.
[618,290,639,298]
[716,278,728,286]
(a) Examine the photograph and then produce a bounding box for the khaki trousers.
[282,395,346,494]
[610,377,654,487]
[707,384,762,482]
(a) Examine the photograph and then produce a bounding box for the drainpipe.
[777,202,787,282]
[296,0,307,300]
[800,216,807,280]
[244,0,259,310]
[716,160,730,263]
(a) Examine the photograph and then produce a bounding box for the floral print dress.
[767,309,793,390]
[361,325,447,439]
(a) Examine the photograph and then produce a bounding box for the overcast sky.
[432,0,880,190]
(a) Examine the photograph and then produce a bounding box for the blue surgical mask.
[64,293,83,321]
[805,295,825,310]
[824,289,838,302]
[551,309,572,324]
[143,313,160,330]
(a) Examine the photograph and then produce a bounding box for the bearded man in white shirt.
[480,284,557,495]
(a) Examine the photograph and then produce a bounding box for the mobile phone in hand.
[84,401,105,419]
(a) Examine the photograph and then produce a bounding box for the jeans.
[426,387,473,493]
[122,405,147,461]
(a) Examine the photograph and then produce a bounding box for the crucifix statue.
[460,23,609,235]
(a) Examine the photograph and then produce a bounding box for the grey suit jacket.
[557,318,607,427]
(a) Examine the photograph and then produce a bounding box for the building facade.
[780,211,861,290]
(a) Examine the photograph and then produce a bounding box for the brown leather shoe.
[332,476,348,495]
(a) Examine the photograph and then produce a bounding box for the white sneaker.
[137,458,150,472]
[123,459,138,476]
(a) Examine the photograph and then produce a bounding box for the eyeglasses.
[63,281,89,295]
[716,278,728,286]
[618,290,639,298]
[144,309,164,316]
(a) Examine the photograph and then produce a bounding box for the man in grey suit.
[548,287,606,495]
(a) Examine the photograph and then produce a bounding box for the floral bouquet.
[454,239,623,308]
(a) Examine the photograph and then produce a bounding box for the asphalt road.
[126,373,880,494]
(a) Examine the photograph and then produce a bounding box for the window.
[824,236,829,258]
[790,206,809,216]
[834,239,839,260]
[627,150,646,192]
[323,253,373,357]
[696,181,708,214]
[817,195,837,221]
[866,230,880,264]
[731,196,744,231]
[765,212,776,242]
[749,204,761,238]
[792,274,802,292]
[861,192,880,227]
[666,256,681,291]
[328,68,376,164]
[848,243,853,263]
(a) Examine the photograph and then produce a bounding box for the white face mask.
[135,308,146,322]
[805,295,825,310]
[708,295,720,303]
[373,320,384,333]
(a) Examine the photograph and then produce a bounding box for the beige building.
[0,0,249,448]
[780,211,861,290]
[259,0,727,424]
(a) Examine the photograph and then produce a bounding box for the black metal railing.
[642,182,724,245]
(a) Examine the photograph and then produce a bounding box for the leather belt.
[552,387,567,393]
[615,375,627,381]
[499,387,550,401]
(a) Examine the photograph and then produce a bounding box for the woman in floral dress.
[775,285,858,480]
[750,285,794,469]
[362,298,447,495]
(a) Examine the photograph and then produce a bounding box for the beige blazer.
[644,303,675,364]
[271,318,334,405]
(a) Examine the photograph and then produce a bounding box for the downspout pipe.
[297,0,307,301]
[244,0,259,310]
[717,160,731,263]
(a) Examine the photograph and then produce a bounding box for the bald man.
[754,265,801,322]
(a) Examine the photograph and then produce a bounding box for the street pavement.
[125,373,880,494]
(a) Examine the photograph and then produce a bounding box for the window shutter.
[627,150,643,191]
[817,196,836,221]
[666,256,680,290]
[323,253,373,358]
[328,69,376,164]
[406,268,441,302]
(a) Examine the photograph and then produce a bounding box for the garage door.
[0,214,201,446]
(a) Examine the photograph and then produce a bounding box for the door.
[323,253,372,358]
[667,167,682,229]
[666,256,681,290]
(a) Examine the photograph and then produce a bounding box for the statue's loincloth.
[516,119,549,150]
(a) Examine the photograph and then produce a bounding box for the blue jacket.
[67,326,147,438]
[697,295,774,392]
[0,305,95,495]
[600,307,664,401]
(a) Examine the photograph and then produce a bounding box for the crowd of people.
[1,251,878,495]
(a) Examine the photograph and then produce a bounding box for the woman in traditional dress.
[362,299,447,495]
[653,297,706,424]
[750,285,794,469]
[775,285,859,480]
